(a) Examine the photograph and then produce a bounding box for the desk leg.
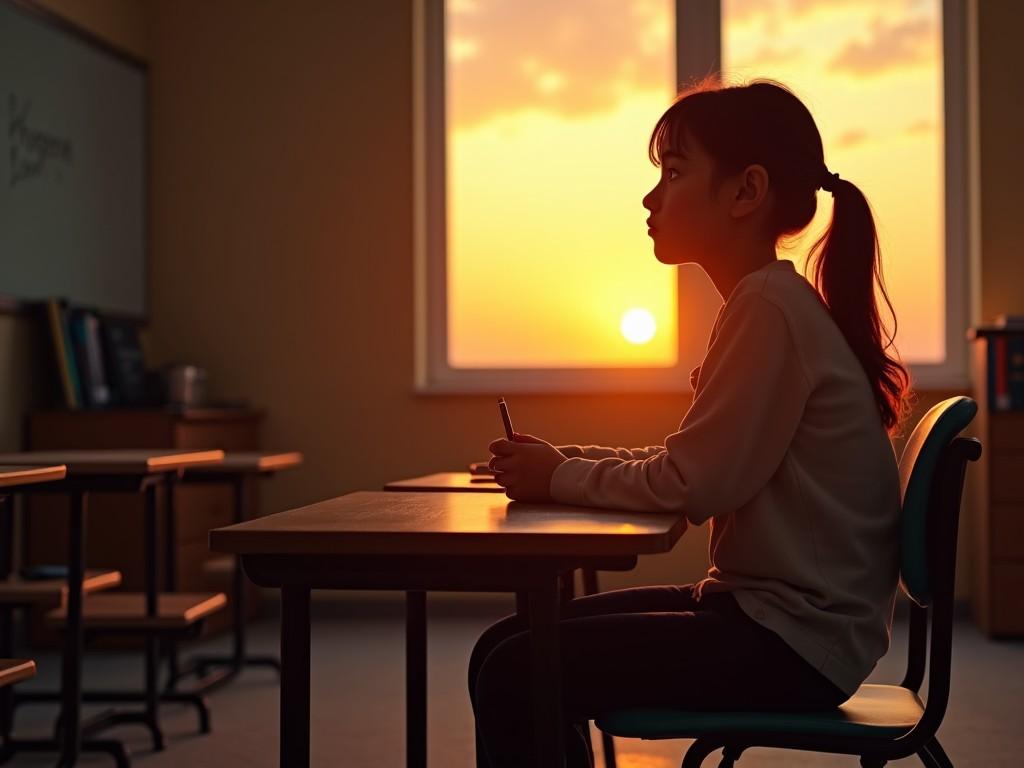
[281,585,310,768]
[0,495,13,741]
[143,482,165,751]
[405,590,427,768]
[528,576,564,768]
[231,477,250,669]
[164,478,180,687]
[58,489,86,765]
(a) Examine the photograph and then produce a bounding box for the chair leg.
[600,730,617,768]
[716,744,743,768]
[918,737,954,768]
[681,738,723,768]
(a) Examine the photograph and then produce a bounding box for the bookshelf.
[969,327,1024,635]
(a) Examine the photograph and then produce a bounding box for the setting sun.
[620,308,657,345]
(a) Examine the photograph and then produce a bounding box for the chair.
[594,396,981,768]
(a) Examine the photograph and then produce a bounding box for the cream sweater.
[550,259,901,697]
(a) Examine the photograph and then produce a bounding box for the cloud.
[447,0,673,129]
[725,0,782,23]
[835,129,870,149]
[730,44,801,70]
[787,0,916,16]
[827,15,936,76]
[905,118,934,135]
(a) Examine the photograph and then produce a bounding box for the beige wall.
[976,1,1024,321]
[5,0,1020,597]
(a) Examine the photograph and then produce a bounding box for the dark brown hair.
[649,78,913,436]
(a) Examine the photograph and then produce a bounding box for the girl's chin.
[654,248,686,265]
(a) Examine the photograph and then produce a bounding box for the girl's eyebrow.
[662,150,688,162]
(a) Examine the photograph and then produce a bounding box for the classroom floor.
[7,595,1023,767]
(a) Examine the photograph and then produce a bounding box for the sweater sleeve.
[550,293,812,525]
[557,444,666,460]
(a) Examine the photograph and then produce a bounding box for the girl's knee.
[468,614,524,702]
[473,634,529,712]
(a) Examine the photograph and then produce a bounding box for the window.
[717,0,969,388]
[414,0,969,392]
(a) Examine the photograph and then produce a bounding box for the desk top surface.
[0,465,67,489]
[384,472,502,493]
[185,451,303,475]
[210,490,687,557]
[0,450,224,475]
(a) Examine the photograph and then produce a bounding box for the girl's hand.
[487,433,567,503]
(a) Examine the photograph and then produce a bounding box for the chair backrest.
[897,396,978,607]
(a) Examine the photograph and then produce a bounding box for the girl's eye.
[664,168,679,181]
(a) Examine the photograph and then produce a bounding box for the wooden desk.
[0,450,223,765]
[186,451,303,476]
[384,471,502,493]
[0,465,67,489]
[0,659,35,689]
[211,491,686,768]
[0,466,65,761]
[168,451,303,690]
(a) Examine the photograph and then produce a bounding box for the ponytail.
[807,174,914,436]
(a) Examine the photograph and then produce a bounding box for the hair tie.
[819,170,840,194]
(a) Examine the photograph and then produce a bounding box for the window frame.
[413,0,971,393]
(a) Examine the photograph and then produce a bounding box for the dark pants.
[468,584,848,768]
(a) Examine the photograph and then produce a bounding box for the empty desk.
[0,450,224,765]
[168,451,303,691]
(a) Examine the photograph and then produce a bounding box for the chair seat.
[0,569,122,606]
[0,659,36,689]
[46,592,227,630]
[595,684,924,741]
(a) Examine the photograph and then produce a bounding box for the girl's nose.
[642,187,657,212]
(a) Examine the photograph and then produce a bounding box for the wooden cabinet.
[969,341,1024,635]
[23,408,263,639]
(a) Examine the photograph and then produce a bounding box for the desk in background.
[25,408,264,640]
[0,449,225,765]
[168,451,303,691]
[0,465,66,763]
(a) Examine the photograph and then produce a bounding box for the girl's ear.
[729,164,770,219]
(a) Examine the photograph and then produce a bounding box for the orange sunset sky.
[445,0,943,370]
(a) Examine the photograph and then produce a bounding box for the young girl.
[472,79,914,767]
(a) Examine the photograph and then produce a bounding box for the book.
[987,335,1024,411]
[68,309,111,408]
[1009,335,1024,410]
[44,298,81,409]
[994,313,1024,329]
[101,318,147,406]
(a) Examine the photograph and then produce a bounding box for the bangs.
[648,82,718,167]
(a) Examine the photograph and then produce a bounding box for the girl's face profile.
[642,135,727,267]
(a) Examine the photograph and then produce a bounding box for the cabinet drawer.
[990,413,1024,453]
[991,456,1024,502]
[992,505,1024,558]
[175,421,260,451]
[992,562,1024,635]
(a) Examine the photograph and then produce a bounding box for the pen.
[498,397,515,441]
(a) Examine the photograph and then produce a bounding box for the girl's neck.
[704,244,778,302]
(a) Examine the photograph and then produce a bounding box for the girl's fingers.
[488,438,516,455]
[494,472,517,488]
[489,456,516,473]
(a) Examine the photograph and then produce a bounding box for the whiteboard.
[0,0,147,317]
